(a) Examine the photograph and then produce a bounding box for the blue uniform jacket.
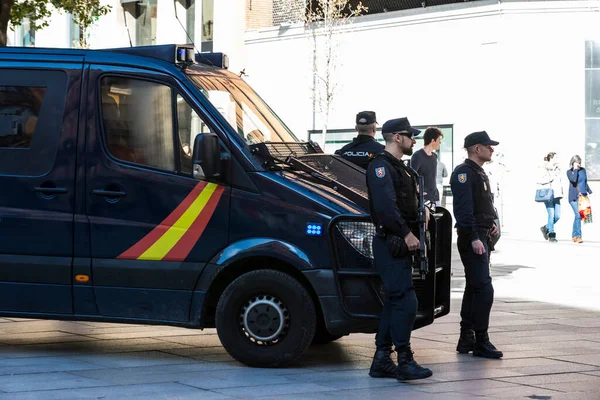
[366,152,416,239]
[566,168,589,202]
[450,159,497,241]
[335,135,384,169]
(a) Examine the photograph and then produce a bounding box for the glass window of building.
[310,125,454,169]
[585,41,600,180]
[70,16,85,48]
[21,18,35,47]
[135,0,158,46]
[184,0,196,44]
[202,0,214,52]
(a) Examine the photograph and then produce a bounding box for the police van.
[0,45,452,367]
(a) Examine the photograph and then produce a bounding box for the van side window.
[176,94,212,175]
[100,77,175,171]
[0,86,45,149]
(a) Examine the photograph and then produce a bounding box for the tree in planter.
[304,0,367,149]
[0,0,111,47]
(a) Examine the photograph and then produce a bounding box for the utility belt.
[456,226,495,250]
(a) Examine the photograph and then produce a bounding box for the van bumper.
[303,269,379,336]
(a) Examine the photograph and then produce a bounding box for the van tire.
[215,269,316,367]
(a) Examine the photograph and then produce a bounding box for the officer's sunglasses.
[394,132,414,140]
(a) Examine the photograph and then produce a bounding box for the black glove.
[386,235,409,257]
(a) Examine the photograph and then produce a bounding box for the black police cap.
[356,111,377,125]
[463,131,499,148]
[381,117,421,137]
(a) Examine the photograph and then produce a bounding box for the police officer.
[335,111,384,169]
[451,131,503,359]
[366,117,432,381]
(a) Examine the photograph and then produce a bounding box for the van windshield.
[186,74,298,145]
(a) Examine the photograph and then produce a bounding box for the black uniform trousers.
[373,235,418,349]
[457,232,494,333]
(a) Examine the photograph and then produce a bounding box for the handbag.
[535,188,554,202]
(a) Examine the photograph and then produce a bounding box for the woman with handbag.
[566,155,590,243]
[537,153,562,242]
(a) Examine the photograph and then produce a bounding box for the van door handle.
[92,189,127,197]
[34,187,68,194]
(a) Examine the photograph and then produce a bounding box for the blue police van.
[0,44,452,367]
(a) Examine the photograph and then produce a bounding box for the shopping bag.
[578,195,593,223]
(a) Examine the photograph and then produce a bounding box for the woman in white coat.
[538,152,563,242]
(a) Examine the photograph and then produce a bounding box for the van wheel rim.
[241,295,289,344]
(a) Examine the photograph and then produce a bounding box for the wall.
[246,0,273,29]
[243,0,600,236]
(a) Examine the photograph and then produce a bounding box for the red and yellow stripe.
[118,182,225,262]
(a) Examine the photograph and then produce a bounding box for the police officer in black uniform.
[335,111,384,169]
[366,117,433,381]
[451,131,503,359]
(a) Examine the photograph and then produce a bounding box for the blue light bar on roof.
[196,52,229,69]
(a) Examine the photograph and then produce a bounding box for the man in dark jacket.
[451,131,503,359]
[366,117,432,381]
[335,111,384,169]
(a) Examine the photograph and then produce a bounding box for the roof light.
[196,52,229,69]
[175,45,195,65]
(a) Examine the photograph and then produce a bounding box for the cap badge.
[375,167,386,178]
[458,173,467,184]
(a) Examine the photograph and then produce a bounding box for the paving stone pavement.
[1,300,599,399]
[1,243,599,399]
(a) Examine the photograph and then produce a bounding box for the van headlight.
[336,221,375,259]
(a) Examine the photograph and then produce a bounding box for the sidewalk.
[0,297,598,399]
[485,230,600,312]
[0,234,598,399]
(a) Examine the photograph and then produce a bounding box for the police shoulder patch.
[375,167,386,178]
[458,173,467,183]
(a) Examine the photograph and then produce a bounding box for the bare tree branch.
[302,0,367,148]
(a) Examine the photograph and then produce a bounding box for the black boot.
[548,232,557,243]
[473,331,503,359]
[456,328,475,354]
[540,225,549,240]
[396,346,433,381]
[369,347,396,378]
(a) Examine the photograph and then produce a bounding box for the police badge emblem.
[458,173,467,183]
[375,167,386,178]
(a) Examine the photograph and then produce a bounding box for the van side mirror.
[192,133,222,179]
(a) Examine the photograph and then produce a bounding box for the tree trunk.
[320,104,329,150]
[0,0,15,47]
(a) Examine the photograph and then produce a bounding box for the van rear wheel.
[215,269,316,367]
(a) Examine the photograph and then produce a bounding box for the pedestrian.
[335,111,384,169]
[566,155,591,243]
[366,117,432,381]
[451,131,503,359]
[410,127,443,205]
[537,152,563,243]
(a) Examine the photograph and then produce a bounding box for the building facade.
[242,0,600,235]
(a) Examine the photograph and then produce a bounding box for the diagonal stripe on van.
[163,185,225,261]
[117,182,223,261]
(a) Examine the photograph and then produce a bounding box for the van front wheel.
[215,269,316,367]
